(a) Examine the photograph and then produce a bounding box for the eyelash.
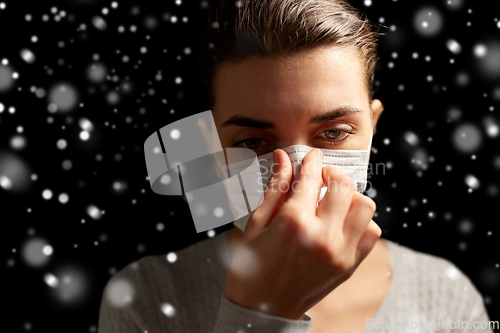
[318,128,354,145]
[232,137,268,148]
[232,128,354,149]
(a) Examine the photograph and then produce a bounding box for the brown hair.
[196,0,385,110]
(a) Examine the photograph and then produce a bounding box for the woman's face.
[211,45,384,155]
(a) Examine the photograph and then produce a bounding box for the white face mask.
[233,130,373,232]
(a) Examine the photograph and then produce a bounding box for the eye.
[234,138,267,149]
[316,127,354,146]
[320,128,353,140]
[323,129,343,139]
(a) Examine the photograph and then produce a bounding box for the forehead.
[212,45,368,117]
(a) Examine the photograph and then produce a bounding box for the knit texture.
[98,230,493,332]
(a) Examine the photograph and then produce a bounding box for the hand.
[224,148,381,320]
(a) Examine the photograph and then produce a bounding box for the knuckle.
[277,204,306,232]
[352,192,376,214]
[324,169,354,191]
[279,203,299,220]
[314,241,353,272]
[361,196,377,214]
[314,241,335,262]
[330,254,353,272]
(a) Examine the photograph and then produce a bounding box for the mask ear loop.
[360,128,374,194]
[367,128,374,152]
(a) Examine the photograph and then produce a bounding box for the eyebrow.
[308,105,362,125]
[220,105,362,129]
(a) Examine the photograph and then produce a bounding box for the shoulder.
[99,254,171,317]
[99,232,231,331]
[100,231,230,314]
[385,239,488,321]
[388,239,474,290]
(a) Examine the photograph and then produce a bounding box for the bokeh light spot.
[452,123,482,153]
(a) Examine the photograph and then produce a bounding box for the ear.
[370,99,384,135]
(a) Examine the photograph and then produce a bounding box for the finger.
[316,165,355,230]
[244,149,292,236]
[342,192,377,247]
[287,148,324,214]
[354,220,382,264]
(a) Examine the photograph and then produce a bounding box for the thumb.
[244,149,292,238]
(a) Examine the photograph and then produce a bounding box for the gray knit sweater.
[98,229,494,332]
